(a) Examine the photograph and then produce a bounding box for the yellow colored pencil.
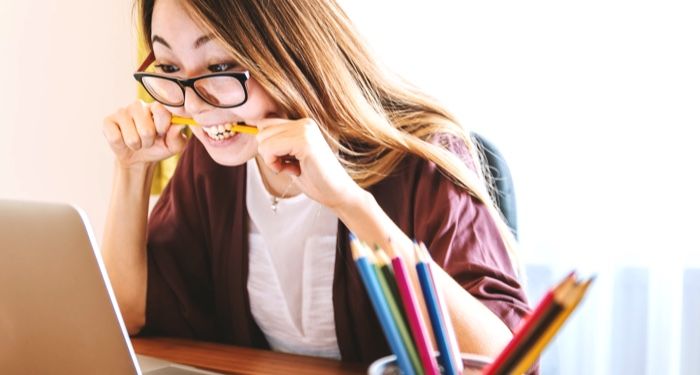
[510,277,594,374]
[170,116,258,135]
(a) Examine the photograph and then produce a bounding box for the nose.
[183,87,211,116]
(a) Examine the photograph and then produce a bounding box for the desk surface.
[131,337,366,375]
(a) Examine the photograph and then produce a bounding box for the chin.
[208,152,251,167]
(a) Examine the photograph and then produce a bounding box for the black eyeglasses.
[133,51,250,108]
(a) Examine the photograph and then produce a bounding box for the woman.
[102,0,530,363]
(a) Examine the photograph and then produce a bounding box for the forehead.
[151,0,202,38]
[151,0,219,53]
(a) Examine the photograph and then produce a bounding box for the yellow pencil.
[510,277,594,374]
[170,116,258,135]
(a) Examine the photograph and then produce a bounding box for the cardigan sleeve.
[411,140,531,333]
[139,139,217,339]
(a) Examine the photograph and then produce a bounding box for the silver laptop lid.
[0,200,141,374]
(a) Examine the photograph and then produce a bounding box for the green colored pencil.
[370,244,424,375]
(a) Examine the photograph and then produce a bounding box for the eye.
[208,63,235,73]
[154,64,179,74]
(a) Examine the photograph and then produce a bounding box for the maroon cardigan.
[140,137,531,364]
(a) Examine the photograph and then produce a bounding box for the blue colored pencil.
[350,234,415,375]
[420,243,463,373]
[415,243,461,375]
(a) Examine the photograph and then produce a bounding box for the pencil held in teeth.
[170,116,258,134]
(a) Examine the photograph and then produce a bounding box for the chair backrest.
[471,133,518,240]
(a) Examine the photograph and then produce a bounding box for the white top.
[245,159,341,359]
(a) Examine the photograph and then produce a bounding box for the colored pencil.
[510,276,594,374]
[483,272,594,375]
[420,243,463,374]
[373,247,423,375]
[171,116,258,134]
[374,247,408,323]
[483,272,576,375]
[391,252,441,375]
[415,243,462,375]
[349,234,415,375]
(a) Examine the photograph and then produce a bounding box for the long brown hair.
[138,0,519,270]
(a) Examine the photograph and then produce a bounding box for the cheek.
[166,106,188,117]
[241,79,282,118]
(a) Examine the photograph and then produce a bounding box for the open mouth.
[202,124,235,141]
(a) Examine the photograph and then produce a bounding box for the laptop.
[0,200,222,375]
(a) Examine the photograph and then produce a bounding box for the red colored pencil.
[482,272,576,375]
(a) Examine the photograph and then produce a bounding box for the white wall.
[0,1,136,240]
[340,0,700,267]
[339,2,700,373]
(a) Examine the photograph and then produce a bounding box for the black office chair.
[471,133,518,240]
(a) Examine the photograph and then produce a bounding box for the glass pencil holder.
[367,352,491,375]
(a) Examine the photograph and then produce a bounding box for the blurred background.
[1,1,698,374]
[0,1,133,235]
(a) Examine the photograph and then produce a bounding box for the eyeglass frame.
[133,51,251,109]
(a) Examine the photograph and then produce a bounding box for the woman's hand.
[255,117,364,210]
[102,100,187,169]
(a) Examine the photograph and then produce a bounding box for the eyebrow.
[151,34,213,50]
[193,35,213,49]
[151,35,171,49]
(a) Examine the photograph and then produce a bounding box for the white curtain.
[342,1,700,373]
[524,264,700,374]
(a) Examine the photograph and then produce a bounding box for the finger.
[263,131,309,159]
[258,135,303,175]
[113,108,142,151]
[102,116,128,154]
[164,124,187,154]
[254,117,294,132]
[128,101,156,148]
[277,159,301,177]
[149,101,172,136]
[255,121,299,145]
[258,137,290,174]
[259,147,283,174]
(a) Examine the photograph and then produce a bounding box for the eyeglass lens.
[141,76,246,107]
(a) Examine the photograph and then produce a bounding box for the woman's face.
[150,0,282,166]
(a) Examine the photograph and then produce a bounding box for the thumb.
[164,125,188,154]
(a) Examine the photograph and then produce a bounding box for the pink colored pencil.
[392,255,441,375]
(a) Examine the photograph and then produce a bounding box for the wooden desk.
[131,337,366,375]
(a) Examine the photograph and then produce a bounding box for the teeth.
[203,123,236,141]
